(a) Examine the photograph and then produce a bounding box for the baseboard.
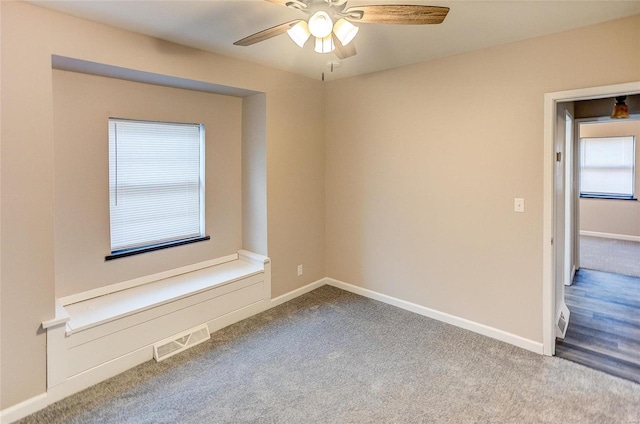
[326,278,544,355]
[269,278,326,309]
[580,230,640,242]
[0,393,48,424]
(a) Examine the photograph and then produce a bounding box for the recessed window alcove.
[44,55,269,395]
[51,55,267,296]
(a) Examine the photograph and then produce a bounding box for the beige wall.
[579,119,640,237]
[325,15,640,343]
[1,2,325,408]
[242,93,268,256]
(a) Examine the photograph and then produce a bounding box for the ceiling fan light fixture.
[308,11,334,38]
[333,18,359,46]
[611,96,630,119]
[287,20,311,47]
[314,35,335,53]
[234,2,449,60]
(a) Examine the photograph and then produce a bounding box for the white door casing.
[542,81,640,356]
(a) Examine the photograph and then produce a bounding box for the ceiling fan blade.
[344,5,449,25]
[265,0,308,10]
[234,20,302,46]
[332,34,357,59]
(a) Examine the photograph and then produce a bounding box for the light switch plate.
[514,198,525,213]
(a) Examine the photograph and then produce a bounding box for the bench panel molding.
[43,250,271,405]
[67,281,265,376]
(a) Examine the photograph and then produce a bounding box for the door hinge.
[551,237,554,245]
[556,152,562,162]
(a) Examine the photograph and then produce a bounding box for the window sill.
[106,235,210,261]
[579,194,637,201]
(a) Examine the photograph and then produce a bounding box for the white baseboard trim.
[326,278,544,355]
[580,230,640,242]
[269,278,326,309]
[0,393,48,424]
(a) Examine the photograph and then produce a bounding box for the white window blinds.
[580,136,635,198]
[109,118,205,253]
[580,136,635,197]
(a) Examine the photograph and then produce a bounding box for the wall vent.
[153,324,210,362]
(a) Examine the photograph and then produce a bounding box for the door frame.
[563,108,576,288]
[542,81,640,356]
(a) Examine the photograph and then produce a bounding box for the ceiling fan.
[234,0,449,59]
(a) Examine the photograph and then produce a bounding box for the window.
[107,118,207,259]
[580,135,635,199]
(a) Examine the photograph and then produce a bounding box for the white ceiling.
[30,0,640,81]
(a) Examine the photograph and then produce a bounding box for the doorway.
[555,115,640,383]
[544,84,640,382]
[576,118,640,278]
[542,82,640,358]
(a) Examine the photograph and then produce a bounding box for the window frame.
[106,117,209,261]
[579,135,636,200]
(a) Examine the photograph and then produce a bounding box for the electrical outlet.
[514,198,525,213]
[297,265,303,276]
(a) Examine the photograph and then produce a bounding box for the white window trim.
[579,135,636,199]
[107,117,208,259]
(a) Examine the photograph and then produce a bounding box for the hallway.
[556,269,640,384]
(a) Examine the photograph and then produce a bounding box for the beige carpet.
[580,235,640,278]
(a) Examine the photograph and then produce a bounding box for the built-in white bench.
[42,250,270,399]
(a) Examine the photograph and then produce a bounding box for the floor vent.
[555,304,571,339]
[153,324,210,362]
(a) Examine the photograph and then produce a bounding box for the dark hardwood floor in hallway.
[556,268,640,384]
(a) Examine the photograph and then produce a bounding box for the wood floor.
[556,268,640,384]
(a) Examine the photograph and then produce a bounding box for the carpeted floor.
[18,286,640,424]
[580,235,640,278]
